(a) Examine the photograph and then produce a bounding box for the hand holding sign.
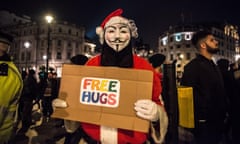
[134,99,159,122]
[52,98,68,108]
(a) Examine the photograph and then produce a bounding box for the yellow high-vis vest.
[0,61,23,143]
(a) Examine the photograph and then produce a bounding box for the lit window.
[162,36,168,46]
[183,32,194,41]
[185,33,191,40]
[175,33,182,42]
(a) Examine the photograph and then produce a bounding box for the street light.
[24,41,30,71]
[45,15,54,73]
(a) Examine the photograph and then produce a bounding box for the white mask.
[104,23,131,52]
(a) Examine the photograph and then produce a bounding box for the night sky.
[1,0,239,48]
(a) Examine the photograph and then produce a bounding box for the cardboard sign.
[80,77,120,108]
[52,64,153,132]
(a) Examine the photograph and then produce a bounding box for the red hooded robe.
[81,54,163,144]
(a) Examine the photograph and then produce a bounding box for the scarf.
[100,40,133,68]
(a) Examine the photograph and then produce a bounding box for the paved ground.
[12,101,232,144]
[14,105,67,144]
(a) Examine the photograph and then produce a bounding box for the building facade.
[0,10,96,77]
[157,24,239,75]
[0,10,31,27]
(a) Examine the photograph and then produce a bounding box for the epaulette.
[0,63,8,76]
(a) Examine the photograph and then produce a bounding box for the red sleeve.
[85,55,101,66]
[133,55,163,106]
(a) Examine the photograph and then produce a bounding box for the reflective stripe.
[0,105,8,114]
[198,119,207,123]
[0,106,15,119]
[0,106,8,126]
[5,111,15,119]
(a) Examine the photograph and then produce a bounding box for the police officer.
[0,31,23,144]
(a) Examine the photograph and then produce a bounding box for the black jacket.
[181,54,227,130]
[21,75,38,101]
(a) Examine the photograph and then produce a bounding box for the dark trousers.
[18,100,33,132]
[42,96,53,117]
[179,122,224,144]
[194,123,224,144]
[64,129,82,144]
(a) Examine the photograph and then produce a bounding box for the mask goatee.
[100,40,133,68]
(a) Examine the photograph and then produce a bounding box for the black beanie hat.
[148,53,166,68]
[0,31,13,45]
[70,54,88,65]
[28,69,36,75]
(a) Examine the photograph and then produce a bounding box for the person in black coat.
[18,69,38,133]
[180,30,228,144]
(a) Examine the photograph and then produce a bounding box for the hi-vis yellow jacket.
[0,61,23,143]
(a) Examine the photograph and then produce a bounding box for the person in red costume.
[53,8,168,144]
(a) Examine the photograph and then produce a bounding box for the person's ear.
[200,41,206,49]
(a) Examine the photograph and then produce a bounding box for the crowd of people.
[17,69,61,133]
[1,8,240,144]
